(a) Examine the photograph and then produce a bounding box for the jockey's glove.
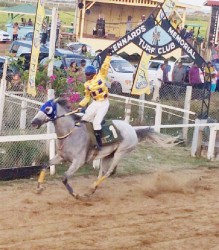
[78,106,86,114]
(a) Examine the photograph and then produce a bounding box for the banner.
[27,0,45,97]
[209,6,219,45]
[131,52,151,95]
[96,0,206,69]
[158,0,178,22]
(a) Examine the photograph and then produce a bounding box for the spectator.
[80,44,87,55]
[69,61,79,73]
[204,61,215,91]
[12,22,19,41]
[211,44,219,60]
[180,25,188,38]
[21,18,26,26]
[47,22,51,41]
[211,69,217,93]
[79,59,86,73]
[172,62,186,84]
[56,14,61,47]
[27,18,33,26]
[79,59,87,82]
[152,64,164,102]
[189,63,202,87]
[93,26,97,36]
[138,15,146,26]
[126,16,132,34]
[41,19,48,45]
[171,19,177,29]
[163,59,170,83]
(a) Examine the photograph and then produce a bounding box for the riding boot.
[94,129,102,150]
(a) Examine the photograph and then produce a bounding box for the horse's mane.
[56,98,81,122]
[56,98,69,108]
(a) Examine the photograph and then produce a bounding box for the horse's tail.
[135,127,180,147]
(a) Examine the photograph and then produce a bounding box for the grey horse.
[31,98,174,198]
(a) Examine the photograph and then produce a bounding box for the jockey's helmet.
[85,65,96,75]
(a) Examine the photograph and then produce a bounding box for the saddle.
[85,120,122,147]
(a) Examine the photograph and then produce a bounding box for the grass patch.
[39,143,218,179]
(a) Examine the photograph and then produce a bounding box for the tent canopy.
[0,3,52,17]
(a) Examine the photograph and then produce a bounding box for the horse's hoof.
[72,192,79,199]
[36,186,44,194]
[84,186,97,197]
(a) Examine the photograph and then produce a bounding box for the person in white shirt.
[152,64,164,102]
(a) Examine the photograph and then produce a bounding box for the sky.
[179,0,206,6]
[179,0,211,12]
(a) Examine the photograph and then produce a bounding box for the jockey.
[79,51,111,150]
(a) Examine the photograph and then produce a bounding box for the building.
[75,0,194,57]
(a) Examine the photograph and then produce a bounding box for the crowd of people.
[152,59,218,102]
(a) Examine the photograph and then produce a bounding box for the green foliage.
[8,57,85,102]
[3,141,42,167]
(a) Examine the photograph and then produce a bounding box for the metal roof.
[204,0,219,6]
[0,3,52,16]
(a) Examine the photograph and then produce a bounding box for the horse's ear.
[54,97,60,103]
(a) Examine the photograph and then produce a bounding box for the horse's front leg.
[62,158,85,199]
[37,154,63,193]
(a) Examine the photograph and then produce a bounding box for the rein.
[47,108,80,140]
[57,128,75,140]
[47,108,80,122]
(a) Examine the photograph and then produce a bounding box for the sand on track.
[0,167,219,250]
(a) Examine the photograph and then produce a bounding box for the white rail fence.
[0,88,218,174]
[0,61,218,176]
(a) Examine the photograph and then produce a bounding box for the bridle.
[45,108,81,140]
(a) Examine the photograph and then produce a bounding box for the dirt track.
[0,167,219,250]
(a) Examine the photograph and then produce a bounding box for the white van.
[93,55,135,94]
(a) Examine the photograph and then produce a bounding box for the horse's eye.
[45,106,53,114]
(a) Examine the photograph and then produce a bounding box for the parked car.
[8,40,76,70]
[93,55,135,94]
[24,32,43,41]
[0,30,11,43]
[40,53,92,70]
[8,40,48,57]
[66,42,95,56]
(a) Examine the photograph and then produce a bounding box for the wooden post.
[191,119,207,157]
[125,97,131,124]
[19,100,27,130]
[47,7,58,81]
[80,0,86,40]
[207,126,217,160]
[154,104,162,133]
[139,94,145,123]
[47,89,56,175]
[0,59,8,134]
[182,86,192,141]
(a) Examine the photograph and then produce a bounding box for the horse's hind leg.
[98,153,114,179]
[88,152,125,194]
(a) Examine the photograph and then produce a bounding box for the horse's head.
[31,99,58,129]
[31,98,77,129]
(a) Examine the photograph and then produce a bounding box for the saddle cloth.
[85,120,122,146]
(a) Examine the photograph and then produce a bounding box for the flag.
[131,51,151,95]
[27,0,45,97]
[158,0,178,22]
